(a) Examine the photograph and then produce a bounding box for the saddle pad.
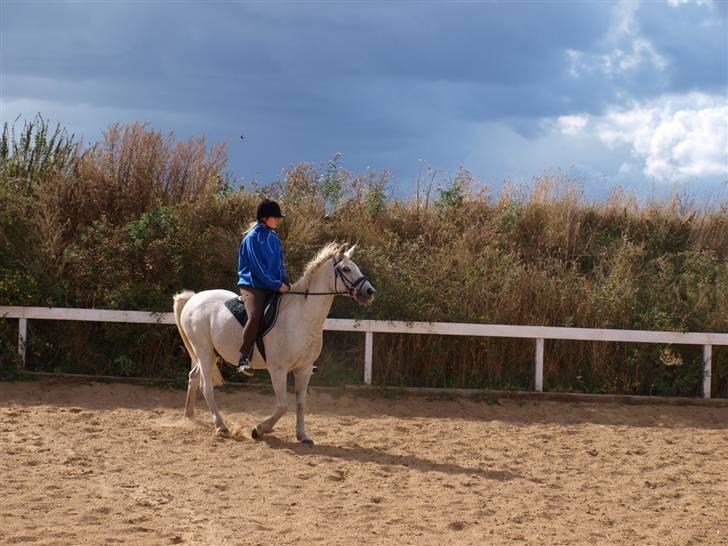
[224,292,282,361]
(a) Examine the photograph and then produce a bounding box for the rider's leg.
[238,286,267,375]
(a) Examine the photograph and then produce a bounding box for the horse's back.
[181,289,238,326]
[189,289,238,306]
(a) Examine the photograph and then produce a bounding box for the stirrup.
[237,356,254,377]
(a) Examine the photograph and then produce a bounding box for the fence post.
[703,344,712,399]
[364,331,373,385]
[535,338,544,392]
[18,318,27,367]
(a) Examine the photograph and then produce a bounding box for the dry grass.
[1,118,727,395]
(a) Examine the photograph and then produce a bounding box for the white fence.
[2,305,728,398]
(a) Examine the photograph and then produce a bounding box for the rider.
[236,199,291,376]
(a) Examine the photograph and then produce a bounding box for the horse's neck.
[286,261,336,329]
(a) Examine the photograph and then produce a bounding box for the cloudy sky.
[2,0,727,200]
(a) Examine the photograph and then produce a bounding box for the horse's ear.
[337,243,348,256]
[345,244,356,258]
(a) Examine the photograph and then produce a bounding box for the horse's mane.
[292,242,342,292]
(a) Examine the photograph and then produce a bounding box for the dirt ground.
[1,379,727,545]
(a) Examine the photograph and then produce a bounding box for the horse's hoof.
[301,438,315,446]
[251,427,260,440]
[216,427,229,436]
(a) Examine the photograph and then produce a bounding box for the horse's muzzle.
[356,282,376,305]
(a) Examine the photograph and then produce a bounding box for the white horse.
[173,242,375,444]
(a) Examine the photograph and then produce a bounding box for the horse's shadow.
[245,435,527,482]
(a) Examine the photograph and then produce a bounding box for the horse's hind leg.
[184,363,201,418]
[252,367,287,439]
[293,365,315,445]
[198,350,228,434]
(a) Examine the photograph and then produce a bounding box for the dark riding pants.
[238,286,270,358]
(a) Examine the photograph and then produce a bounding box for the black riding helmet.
[256,199,285,220]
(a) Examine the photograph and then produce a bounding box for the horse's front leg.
[252,366,287,439]
[293,364,315,445]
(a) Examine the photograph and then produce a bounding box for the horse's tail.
[173,290,198,364]
[173,290,224,387]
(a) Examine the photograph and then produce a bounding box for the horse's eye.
[343,267,351,272]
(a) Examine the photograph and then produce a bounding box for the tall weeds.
[1,118,726,395]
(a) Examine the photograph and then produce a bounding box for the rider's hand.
[279,283,290,294]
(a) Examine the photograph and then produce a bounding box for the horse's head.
[334,244,376,305]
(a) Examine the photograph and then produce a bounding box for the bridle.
[285,256,370,299]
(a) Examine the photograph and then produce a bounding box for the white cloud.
[668,0,713,8]
[618,162,637,174]
[544,93,728,183]
[592,93,728,181]
[557,114,590,135]
[602,38,668,76]
[567,1,668,78]
[565,49,584,78]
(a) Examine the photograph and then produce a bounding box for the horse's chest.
[288,332,323,360]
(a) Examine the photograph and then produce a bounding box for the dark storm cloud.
[2,0,726,193]
[4,2,610,107]
[640,1,728,93]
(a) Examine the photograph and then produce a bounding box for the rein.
[284,256,369,299]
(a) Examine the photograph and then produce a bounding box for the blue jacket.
[237,222,289,291]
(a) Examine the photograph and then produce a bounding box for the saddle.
[224,292,282,362]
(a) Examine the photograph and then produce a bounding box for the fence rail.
[3,306,728,398]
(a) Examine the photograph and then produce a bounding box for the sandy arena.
[1,379,727,545]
